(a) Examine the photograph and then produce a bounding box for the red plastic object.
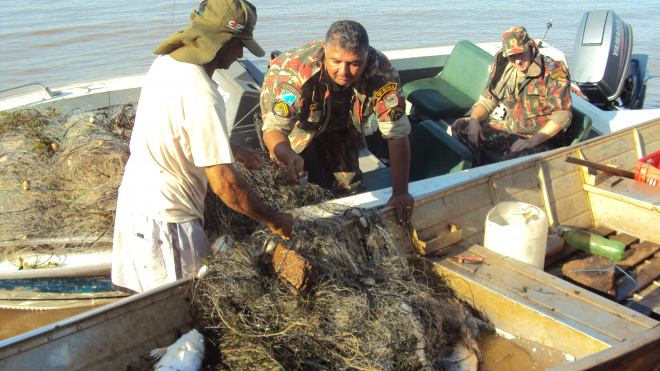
[635,150,660,187]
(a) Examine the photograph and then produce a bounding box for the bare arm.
[384,137,414,225]
[205,164,293,239]
[262,130,308,184]
[230,140,264,170]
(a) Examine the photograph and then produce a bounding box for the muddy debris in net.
[193,208,491,371]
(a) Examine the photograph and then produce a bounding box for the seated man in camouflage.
[451,26,572,165]
[259,20,414,225]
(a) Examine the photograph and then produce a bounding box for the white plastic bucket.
[483,201,548,269]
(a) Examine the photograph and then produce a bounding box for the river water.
[1,0,659,108]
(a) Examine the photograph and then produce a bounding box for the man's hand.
[385,190,414,225]
[231,142,264,170]
[269,212,294,239]
[286,155,308,184]
[467,118,485,148]
[510,138,536,152]
[510,121,562,152]
[263,130,308,184]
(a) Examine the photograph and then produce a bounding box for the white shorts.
[111,196,212,294]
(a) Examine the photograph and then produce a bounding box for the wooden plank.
[617,255,660,301]
[436,244,659,344]
[544,170,585,203]
[448,205,493,246]
[589,226,616,237]
[544,154,580,180]
[588,186,660,244]
[537,161,556,227]
[637,123,660,145]
[626,284,660,317]
[544,246,579,269]
[554,192,593,227]
[616,241,660,272]
[580,142,638,172]
[560,211,595,233]
[498,188,545,209]
[609,233,640,247]
[422,227,463,255]
[494,166,540,201]
[413,182,492,232]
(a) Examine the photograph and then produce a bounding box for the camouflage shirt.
[477,45,572,137]
[260,41,411,153]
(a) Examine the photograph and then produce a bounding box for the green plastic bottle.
[556,227,625,261]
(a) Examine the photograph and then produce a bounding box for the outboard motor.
[572,10,648,110]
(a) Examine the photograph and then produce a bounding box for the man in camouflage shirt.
[451,26,572,165]
[260,20,414,224]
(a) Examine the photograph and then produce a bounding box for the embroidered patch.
[383,91,398,109]
[388,107,404,122]
[279,90,297,106]
[273,101,290,118]
[532,98,539,108]
[374,83,397,100]
[551,72,567,80]
[278,82,301,106]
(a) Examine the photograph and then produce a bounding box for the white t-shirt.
[119,55,234,224]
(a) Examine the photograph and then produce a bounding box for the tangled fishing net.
[193,206,485,371]
[0,104,336,263]
[2,106,487,370]
[0,105,134,263]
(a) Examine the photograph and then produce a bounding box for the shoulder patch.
[383,91,399,109]
[374,83,397,100]
[551,72,567,80]
[388,107,404,122]
[278,82,302,106]
[273,100,291,118]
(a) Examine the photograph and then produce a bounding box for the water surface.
[1,0,659,108]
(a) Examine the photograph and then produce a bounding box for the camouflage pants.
[300,126,363,195]
[451,118,557,165]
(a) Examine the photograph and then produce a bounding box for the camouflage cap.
[153,0,265,65]
[501,26,530,57]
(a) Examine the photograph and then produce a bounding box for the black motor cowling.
[572,10,647,109]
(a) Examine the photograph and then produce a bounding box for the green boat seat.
[402,40,493,120]
[481,105,594,164]
[565,105,593,146]
[409,120,472,181]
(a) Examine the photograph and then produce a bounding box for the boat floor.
[544,225,660,319]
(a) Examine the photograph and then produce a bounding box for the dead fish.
[150,329,205,371]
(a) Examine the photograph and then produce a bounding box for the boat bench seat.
[362,120,473,189]
[481,105,594,164]
[409,120,472,181]
[402,40,493,120]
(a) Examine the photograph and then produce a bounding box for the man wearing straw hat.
[451,26,572,165]
[112,0,293,294]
